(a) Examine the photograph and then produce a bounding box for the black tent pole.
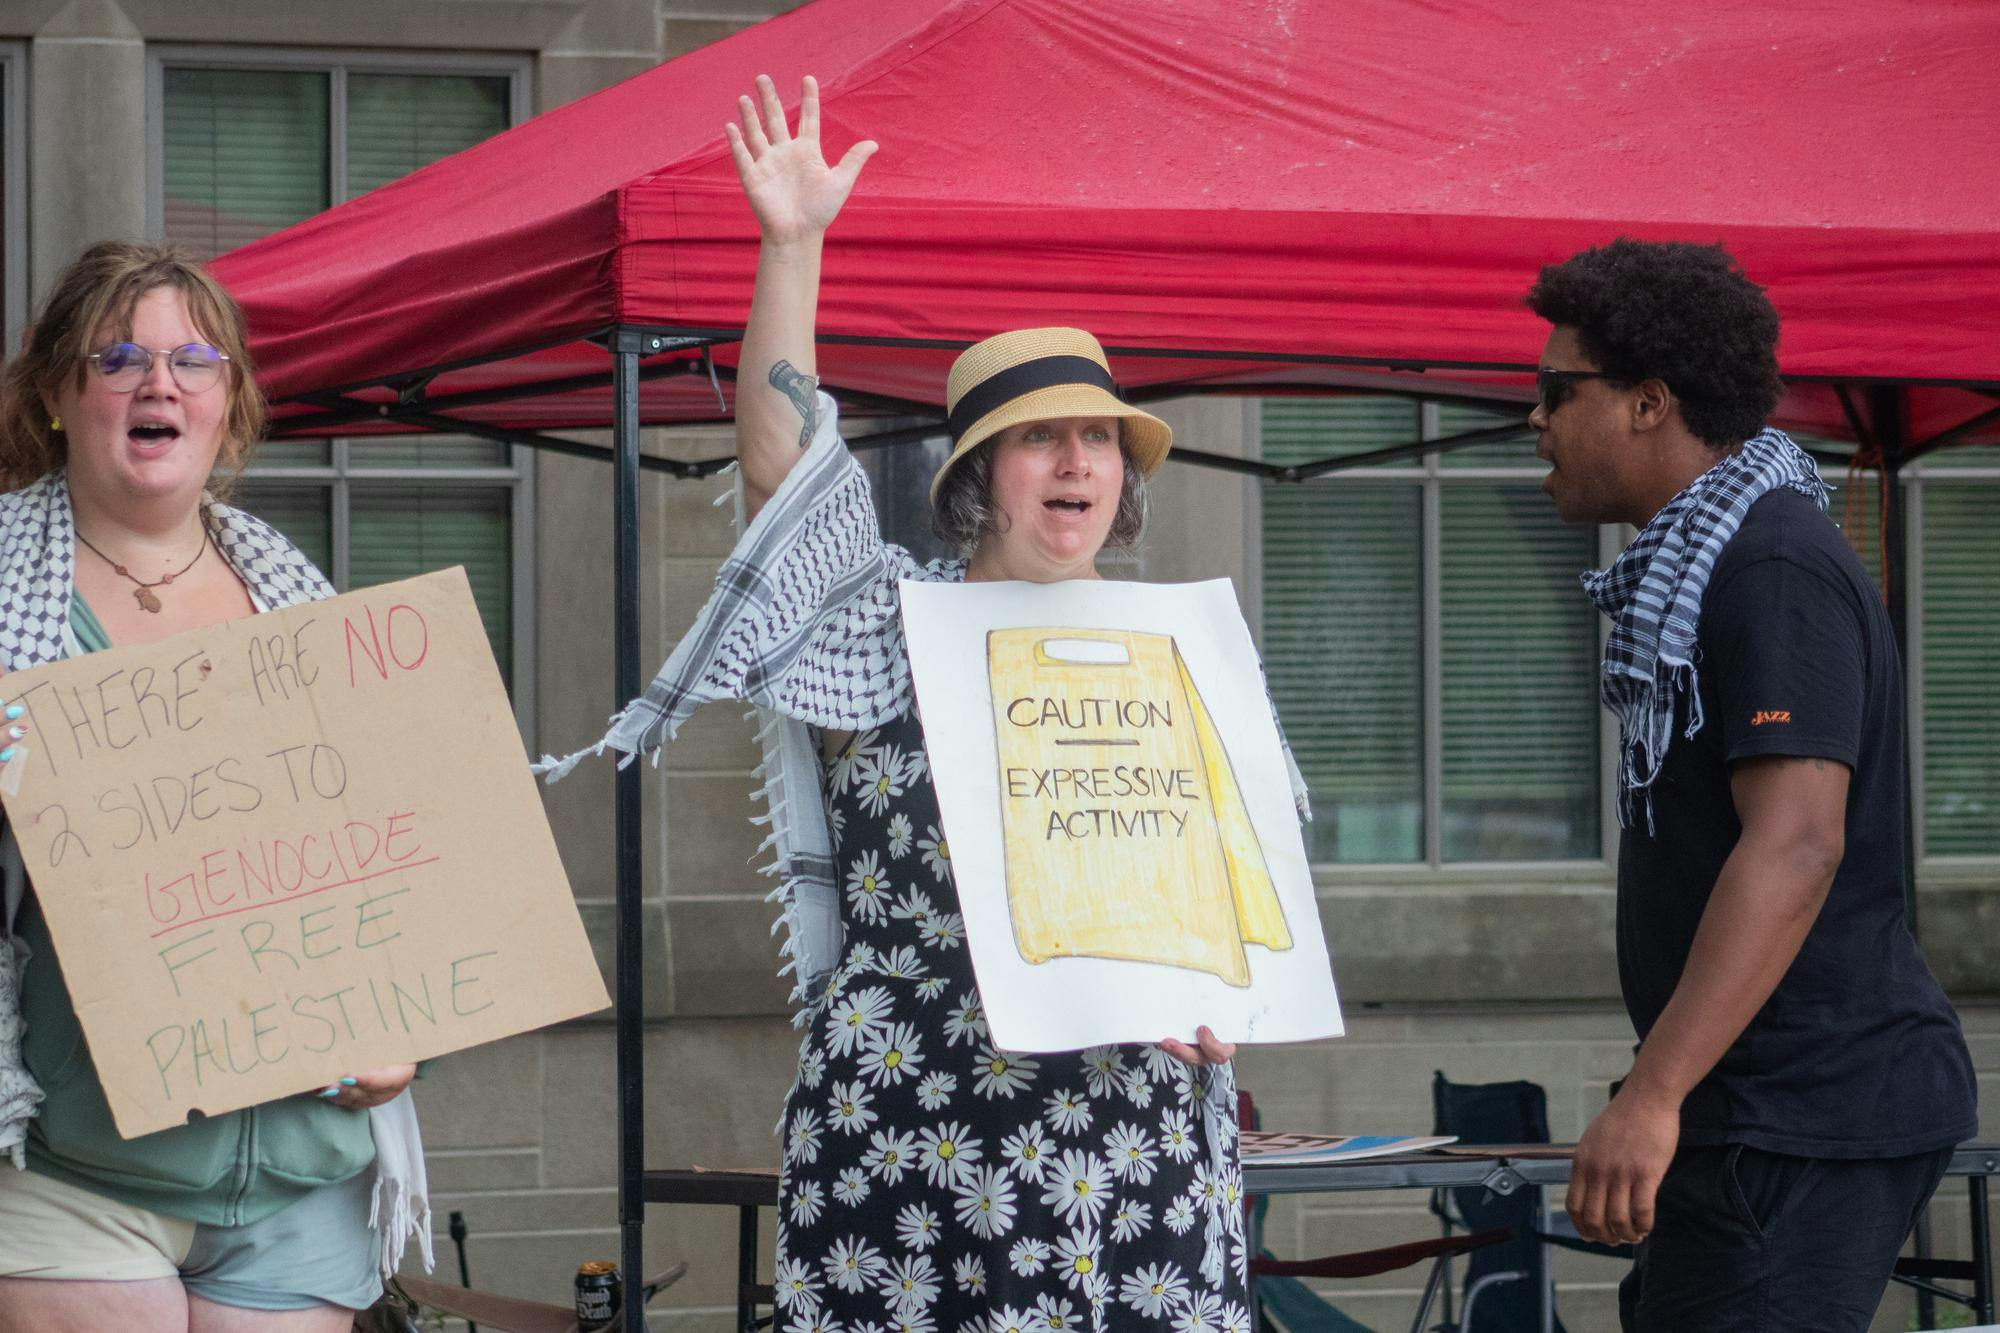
[611,327,647,1333]
[1874,385,1935,1329]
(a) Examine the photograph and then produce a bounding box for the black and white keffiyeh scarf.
[1582,428,1829,831]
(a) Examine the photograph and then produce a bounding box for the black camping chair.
[1427,1073,1632,1332]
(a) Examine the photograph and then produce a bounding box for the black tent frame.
[276,323,1996,1332]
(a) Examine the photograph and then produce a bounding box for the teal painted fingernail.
[1,749,14,763]
[319,1086,340,1098]
[339,1077,358,1086]
[4,705,22,719]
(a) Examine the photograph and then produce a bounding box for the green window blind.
[163,69,329,261]
[1920,484,1999,855]
[349,488,513,688]
[1263,399,1423,863]
[346,74,509,197]
[230,485,332,576]
[1439,484,1599,859]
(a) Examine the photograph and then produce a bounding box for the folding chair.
[1428,1072,1631,1333]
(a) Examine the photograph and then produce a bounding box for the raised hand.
[724,74,877,247]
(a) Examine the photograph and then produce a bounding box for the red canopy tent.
[214,0,2000,468]
[209,7,2000,1324]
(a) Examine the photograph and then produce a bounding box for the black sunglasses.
[1535,368,1618,415]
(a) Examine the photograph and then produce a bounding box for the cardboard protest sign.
[901,578,1341,1052]
[0,569,607,1136]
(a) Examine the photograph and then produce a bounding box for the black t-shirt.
[1617,488,1976,1158]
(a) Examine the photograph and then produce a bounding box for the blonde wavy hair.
[0,240,265,497]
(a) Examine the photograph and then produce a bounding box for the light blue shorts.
[0,1162,383,1312]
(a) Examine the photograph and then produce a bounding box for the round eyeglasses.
[86,342,230,393]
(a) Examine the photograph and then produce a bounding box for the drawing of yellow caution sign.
[987,628,1291,987]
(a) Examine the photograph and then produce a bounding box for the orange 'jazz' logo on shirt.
[1750,710,1793,727]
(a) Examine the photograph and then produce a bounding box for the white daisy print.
[890,887,935,924]
[863,1128,917,1185]
[853,747,908,817]
[895,1201,942,1251]
[918,911,965,951]
[1046,1089,1092,1136]
[953,1164,1019,1240]
[787,1107,823,1166]
[1001,1121,1053,1183]
[1121,1066,1156,1109]
[1033,1293,1080,1331]
[826,728,879,790]
[1220,1302,1253,1333]
[857,1022,924,1087]
[1079,1046,1126,1099]
[1110,1198,1154,1242]
[1119,1261,1189,1319]
[917,825,952,882]
[1188,1160,1223,1209]
[987,1305,1042,1333]
[826,986,893,1058]
[973,1045,1040,1100]
[1042,1149,1112,1226]
[831,1166,871,1206]
[799,1046,828,1090]
[774,1256,821,1314]
[825,803,846,846]
[1008,1237,1051,1277]
[844,851,893,925]
[873,945,929,981]
[942,994,988,1047]
[916,1071,959,1111]
[1052,1226,1100,1291]
[914,976,949,1002]
[886,812,914,858]
[1159,1108,1199,1163]
[885,1312,937,1333]
[1163,1197,1198,1234]
[1173,1290,1223,1333]
[951,1253,986,1296]
[827,1080,879,1135]
[1139,1042,1180,1082]
[917,1121,983,1188]
[878,1252,940,1315]
[822,1235,885,1294]
[1102,1121,1159,1185]
[789,1178,825,1226]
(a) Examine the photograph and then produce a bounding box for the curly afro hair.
[1526,239,1783,449]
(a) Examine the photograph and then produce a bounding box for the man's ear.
[1628,377,1675,434]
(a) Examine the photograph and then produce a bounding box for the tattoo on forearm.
[768,359,820,449]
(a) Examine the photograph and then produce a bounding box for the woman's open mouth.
[128,422,182,453]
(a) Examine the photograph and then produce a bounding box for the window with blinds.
[1919,469,1998,856]
[163,59,521,692]
[1261,397,1601,865]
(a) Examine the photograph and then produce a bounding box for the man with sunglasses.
[1525,239,1974,1332]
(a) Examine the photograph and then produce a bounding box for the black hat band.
[947,355,1120,443]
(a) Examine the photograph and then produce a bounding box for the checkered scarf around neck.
[0,470,334,669]
[1582,428,1829,833]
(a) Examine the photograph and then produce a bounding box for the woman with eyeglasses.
[0,242,419,1330]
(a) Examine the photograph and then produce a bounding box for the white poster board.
[900,578,1341,1052]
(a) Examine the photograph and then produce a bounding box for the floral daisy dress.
[772,708,1250,1333]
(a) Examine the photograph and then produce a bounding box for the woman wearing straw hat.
[544,74,1255,1330]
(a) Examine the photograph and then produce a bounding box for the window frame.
[144,45,537,735]
[1251,396,1621,876]
[0,41,27,352]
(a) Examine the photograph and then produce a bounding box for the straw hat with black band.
[931,327,1173,504]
